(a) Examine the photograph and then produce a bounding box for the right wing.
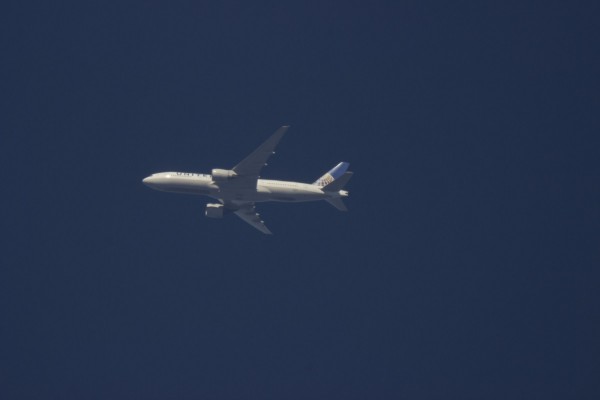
[231,202,272,235]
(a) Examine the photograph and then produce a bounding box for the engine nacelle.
[205,203,224,218]
[211,168,237,181]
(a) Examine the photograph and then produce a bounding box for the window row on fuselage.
[175,172,211,178]
[263,181,305,188]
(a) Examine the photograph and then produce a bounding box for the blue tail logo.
[313,162,350,187]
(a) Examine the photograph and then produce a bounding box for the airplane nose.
[142,176,153,186]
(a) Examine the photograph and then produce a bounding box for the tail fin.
[322,171,353,192]
[323,171,352,211]
[313,162,350,187]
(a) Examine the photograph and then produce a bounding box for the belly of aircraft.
[157,179,214,195]
[162,180,324,203]
[253,185,323,202]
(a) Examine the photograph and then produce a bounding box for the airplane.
[142,125,352,234]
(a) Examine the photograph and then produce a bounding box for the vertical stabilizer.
[313,162,350,187]
[321,171,353,192]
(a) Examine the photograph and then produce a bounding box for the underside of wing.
[231,203,272,234]
[232,125,289,180]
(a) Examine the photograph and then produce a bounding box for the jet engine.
[205,203,224,218]
[211,168,237,181]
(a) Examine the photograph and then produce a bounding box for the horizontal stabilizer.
[326,197,348,211]
[322,171,353,192]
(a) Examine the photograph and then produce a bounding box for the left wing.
[230,202,272,234]
[232,125,289,181]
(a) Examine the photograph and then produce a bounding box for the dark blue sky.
[1,1,599,399]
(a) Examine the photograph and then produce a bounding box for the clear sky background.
[1,1,599,399]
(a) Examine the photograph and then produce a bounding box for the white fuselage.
[142,171,345,204]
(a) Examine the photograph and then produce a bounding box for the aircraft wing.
[232,203,272,234]
[232,126,289,181]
